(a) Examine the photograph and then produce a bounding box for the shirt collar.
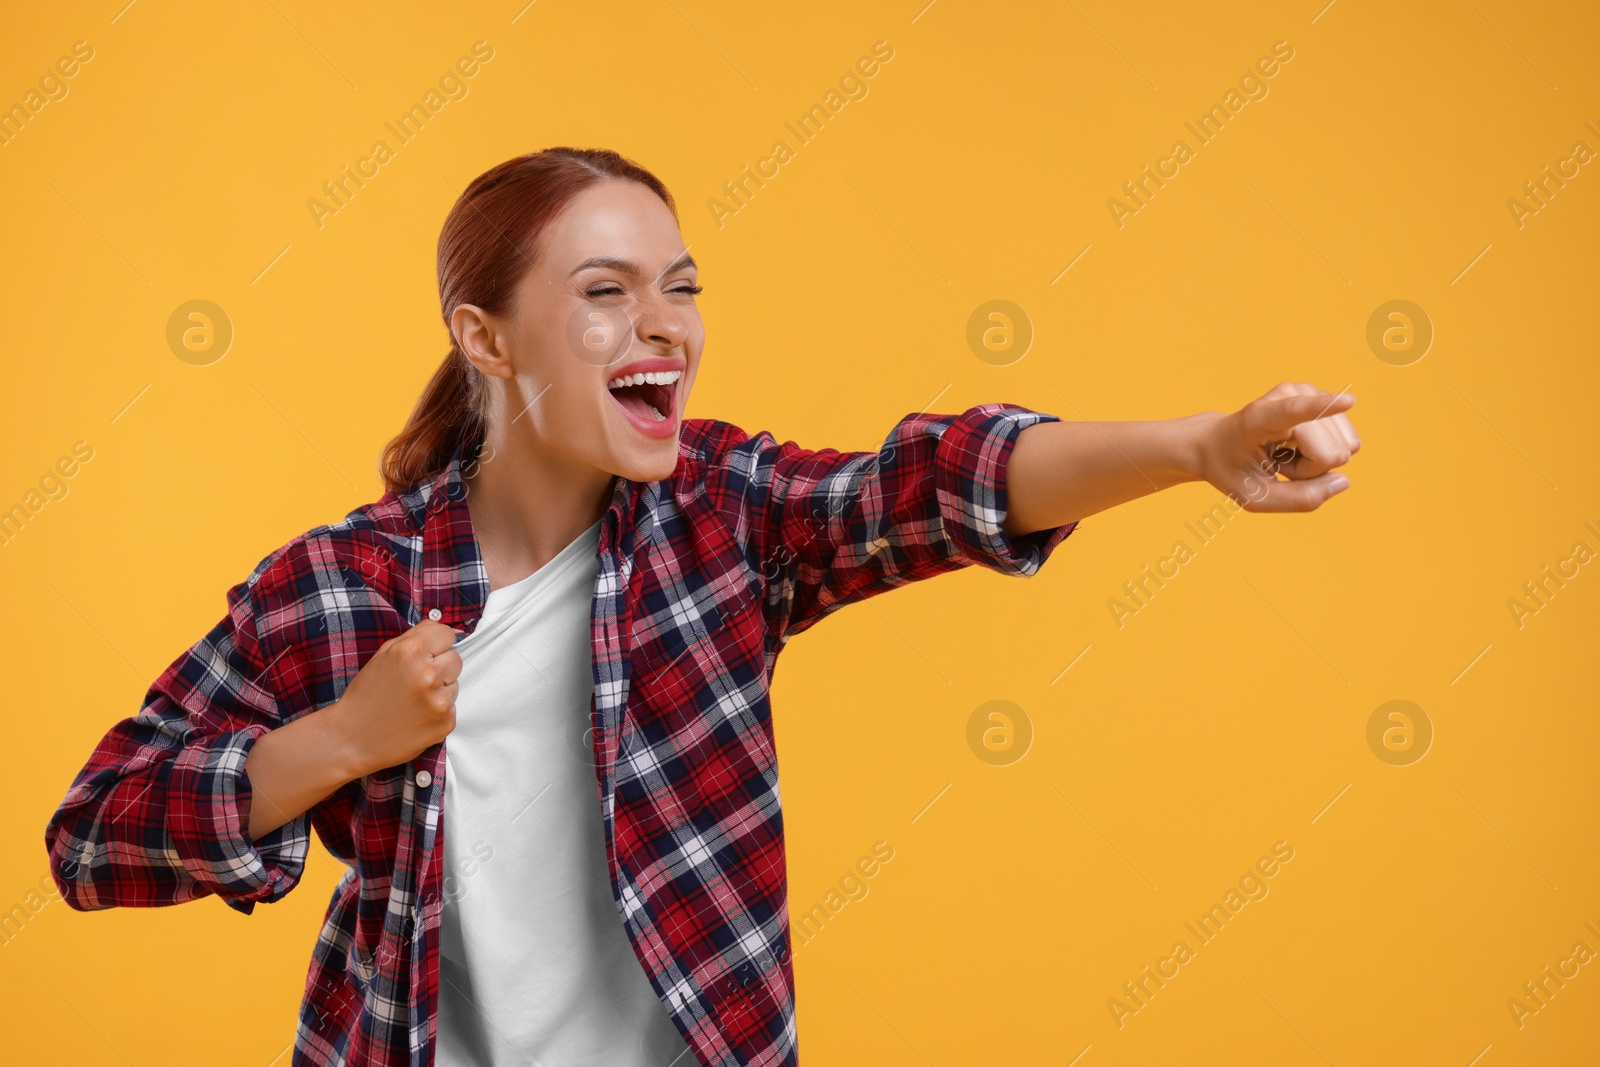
[405,440,648,629]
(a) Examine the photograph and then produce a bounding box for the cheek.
[509,338,604,433]
[538,391,624,471]
[544,369,607,434]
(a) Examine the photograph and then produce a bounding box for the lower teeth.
[647,405,665,422]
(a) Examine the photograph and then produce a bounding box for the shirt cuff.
[166,724,309,915]
[935,404,1078,576]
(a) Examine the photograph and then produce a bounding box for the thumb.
[1244,470,1351,513]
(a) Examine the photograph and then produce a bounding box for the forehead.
[538,180,684,270]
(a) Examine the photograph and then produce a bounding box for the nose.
[631,286,691,351]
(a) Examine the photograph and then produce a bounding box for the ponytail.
[377,341,487,496]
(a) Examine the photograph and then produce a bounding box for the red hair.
[378,147,677,495]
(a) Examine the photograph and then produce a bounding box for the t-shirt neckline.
[460,518,602,650]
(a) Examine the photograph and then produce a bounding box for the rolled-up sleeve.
[166,724,308,913]
[932,404,1078,576]
[44,574,310,916]
[707,403,1079,641]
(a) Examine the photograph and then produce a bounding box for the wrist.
[1174,411,1225,482]
[313,698,369,784]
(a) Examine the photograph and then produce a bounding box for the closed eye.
[585,283,703,298]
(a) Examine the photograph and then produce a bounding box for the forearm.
[1000,412,1222,535]
[243,702,363,841]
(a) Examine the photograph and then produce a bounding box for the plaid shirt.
[45,403,1077,1066]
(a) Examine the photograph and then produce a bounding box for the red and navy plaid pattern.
[45,403,1078,1066]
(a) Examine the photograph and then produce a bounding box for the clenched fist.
[1195,381,1361,512]
[326,619,464,778]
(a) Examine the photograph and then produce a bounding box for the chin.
[609,441,680,483]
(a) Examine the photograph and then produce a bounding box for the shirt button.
[427,608,442,622]
[415,770,433,788]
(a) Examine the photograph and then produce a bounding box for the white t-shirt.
[435,518,696,1067]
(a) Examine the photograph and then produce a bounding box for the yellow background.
[3,1,1597,1064]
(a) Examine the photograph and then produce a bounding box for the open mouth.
[607,369,680,426]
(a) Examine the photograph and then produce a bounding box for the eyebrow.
[569,253,698,278]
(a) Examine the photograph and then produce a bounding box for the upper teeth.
[608,369,682,390]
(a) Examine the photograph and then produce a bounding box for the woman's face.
[454,179,704,483]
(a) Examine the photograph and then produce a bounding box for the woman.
[44,147,1359,1067]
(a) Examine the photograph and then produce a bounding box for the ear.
[451,303,511,379]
